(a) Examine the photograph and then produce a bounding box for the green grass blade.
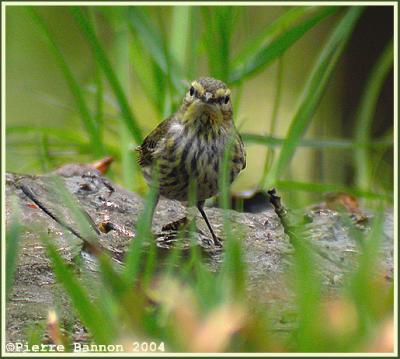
[186,7,200,81]
[218,231,247,301]
[129,31,161,113]
[241,133,393,150]
[260,55,285,186]
[38,133,53,172]
[127,8,182,93]
[95,253,149,331]
[123,177,159,284]
[6,125,86,144]
[200,7,219,79]
[354,40,393,189]
[290,231,322,351]
[276,179,392,201]
[113,19,141,192]
[216,133,247,301]
[88,8,105,138]
[263,7,364,188]
[27,8,104,156]
[229,6,339,84]
[119,122,138,191]
[6,199,22,299]
[45,176,100,245]
[96,254,135,306]
[7,125,123,162]
[170,6,191,76]
[156,11,176,118]
[48,177,146,331]
[232,6,313,66]
[215,7,236,81]
[71,7,143,144]
[346,204,387,337]
[201,7,237,81]
[44,177,147,327]
[127,8,178,115]
[128,8,168,73]
[43,236,112,344]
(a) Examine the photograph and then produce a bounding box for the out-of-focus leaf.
[127,8,182,93]
[229,6,339,83]
[7,126,88,144]
[263,7,364,187]
[276,179,392,201]
[43,237,111,344]
[88,9,105,138]
[202,7,237,81]
[241,133,393,149]
[232,6,313,66]
[71,7,143,144]
[6,199,21,299]
[186,7,201,81]
[129,32,161,113]
[170,7,191,75]
[354,40,393,189]
[123,175,159,284]
[7,125,122,159]
[27,8,104,156]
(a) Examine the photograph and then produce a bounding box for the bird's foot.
[211,235,223,248]
[160,217,223,251]
[157,217,194,249]
[161,217,189,232]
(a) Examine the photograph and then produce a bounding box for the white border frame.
[1,1,398,357]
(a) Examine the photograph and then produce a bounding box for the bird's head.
[181,77,232,124]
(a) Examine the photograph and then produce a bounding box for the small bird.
[137,77,246,246]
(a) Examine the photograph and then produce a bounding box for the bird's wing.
[237,132,246,170]
[137,117,173,167]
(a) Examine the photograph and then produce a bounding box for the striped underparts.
[155,120,241,202]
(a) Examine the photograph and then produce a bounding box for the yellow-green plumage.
[137,77,246,245]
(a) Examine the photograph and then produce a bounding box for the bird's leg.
[197,201,222,247]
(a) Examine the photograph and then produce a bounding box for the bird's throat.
[183,102,223,127]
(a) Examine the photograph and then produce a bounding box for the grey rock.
[5,168,393,343]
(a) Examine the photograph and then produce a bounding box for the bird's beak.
[204,92,213,103]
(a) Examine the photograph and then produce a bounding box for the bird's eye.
[189,86,195,96]
[224,95,230,104]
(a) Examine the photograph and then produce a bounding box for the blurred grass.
[5,4,394,353]
[27,7,105,157]
[44,235,112,344]
[229,6,339,83]
[6,166,392,352]
[263,6,364,188]
[276,179,392,201]
[71,6,143,144]
[354,40,394,190]
[6,199,22,299]
[261,54,284,185]
[7,5,393,203]
[242,133,393,150]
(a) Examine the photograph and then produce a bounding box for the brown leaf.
[92,156,113,174]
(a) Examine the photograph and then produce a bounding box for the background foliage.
[6,5,394,206]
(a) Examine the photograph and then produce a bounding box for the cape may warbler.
[137,77,246,246]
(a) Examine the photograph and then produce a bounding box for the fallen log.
[5,164,393,343]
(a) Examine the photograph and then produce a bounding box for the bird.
[137,77,246,246]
